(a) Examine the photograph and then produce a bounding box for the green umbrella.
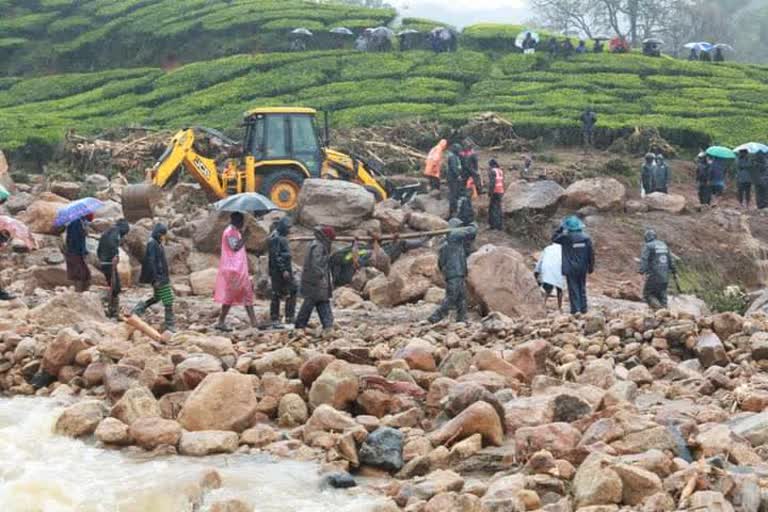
[706,146,736,159]
[0,184,9,202]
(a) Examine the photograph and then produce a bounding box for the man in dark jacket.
[653,153,670,193]
[736,149,753,208]
[580,108,597,148]
[295,225,335,331]
[97,219,130,318]
[268,217,297,325]
[446,143,463,219]
[641,153,657,195]
[65,214,92,293]
[553,216,595,315]
[428,218,478,324]
[132,223,175,332]
[695,153,711,206]
[639,228,676,310]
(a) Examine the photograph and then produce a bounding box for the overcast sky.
[391,0,531,27]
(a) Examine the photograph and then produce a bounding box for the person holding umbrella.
[214,212,257,331]
[706,146,736,206]
[736,148,753,208]
[97,219,130,318]
[65,213,93,293]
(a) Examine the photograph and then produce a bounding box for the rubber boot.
[107,296,119,319]
[164,305,176,333]
[131,301,147,316]
[0,289,15,301]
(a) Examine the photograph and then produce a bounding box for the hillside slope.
[0,49,766,155]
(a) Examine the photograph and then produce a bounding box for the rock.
[50,181,82,200]
[323,472,357,489]
[424,492,480,512]
[573,453,623,507]
[374,204,408,233]
[712,312,743,340]
[189,268,218,296]
[174,353,224,391]
[95,417,132,445]
[179,430,239,456]
[611,463,663,506]
[473,349,525,384]
[729,412,768,446]
[335,287,364,308]
[562,178,626,211]
[686,491,734,512]
[359,427,404,471]
[696,332,729,368]
[110,386,161,425]
[439,351,472,379]
[309,360,359,411]
[611,426,678,455]
[750,332,768,361]
[30,291,107,328]
[408,212,449,232]
[577,359,616,390]
[297,179,374,229]
[515,422,582,460]
[129,417,182,450]
[192,210,268,253]
[240,424,280,447]
[177,334,236,359]
[104,364,148,402]
[55,400,106,438]
[278,393,308,427]
[467,245,546,319]
[410,192,450,219]
[250,347,302,377]
[17,194,68,234]
[42,327,86,376]
[504,339,550,382]
[503,396,555,434]
[299,354,336,387]
[503,180,565,217]
[396,344,437,372]
[365,252,439,307]
[643,192,686,214]
[210,499,253,512]
[177,373,258,432]
[669,295,711,317]
[429,401,504,447]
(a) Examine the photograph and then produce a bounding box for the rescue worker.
[459,141,482,190]
[424,139,447,192]
[132,223,175,332]
[65,214,92,293]
[0,230,14,301]
[96,219,130,318]
[755,152,768,209]
[654,153,670,193]
[641,153,657,195]
[295,226,335,332]
[428,218,478,324]
[580,108,597,148]
[330,236,426,287]
[695,152,712,206]
[446,143,463,218]
[639,228,676,310]
[487,158,504,230]
[553,216,595,315]
[268,217,297,325]
[736,149,753,208]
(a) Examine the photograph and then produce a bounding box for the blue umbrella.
[684,41,713,52]
[54,197,104,227]
[734,142,768,154]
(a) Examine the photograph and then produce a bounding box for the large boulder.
[297,179,374,229]
[573,453,623,507]
[30,291,107,328]
[55,400,107,438]
[177,372,258,432]
[408,212,449,232]
[192,211,268,254]
[17,193,69,235]
[562,178,626,211]
[110,386,161,425]
[129,417,182,450]
[503,180,564,217]
[643,192,687,214]
[309,360,359,411]
[50,181,82,200]
[409,191,449,219]
[42,327,87,376]
[174,353,225,391]
[364,251,439,307]
[468,245,546,319]
[189,268,218,296]
[178,430,239,456]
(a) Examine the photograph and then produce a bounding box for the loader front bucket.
[122,184,160,222]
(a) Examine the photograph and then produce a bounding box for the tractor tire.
[260,169,306,211]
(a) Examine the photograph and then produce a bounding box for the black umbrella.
[213,193,280,214]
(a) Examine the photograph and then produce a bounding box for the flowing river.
[0,397,385,512]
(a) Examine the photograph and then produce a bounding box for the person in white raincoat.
[535,243,565,311]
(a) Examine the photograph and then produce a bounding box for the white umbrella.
[643,38,663,45]
[515,30,540,49]
[713,43,734,51]
[397,29,419,36]
[683,41,713,52]
[291,28,313,37]
[330,27,354,36]
[734,142,768,154]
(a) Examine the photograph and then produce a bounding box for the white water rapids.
[0,397,385,512]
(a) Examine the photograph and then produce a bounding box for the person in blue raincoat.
[553,216,595,315]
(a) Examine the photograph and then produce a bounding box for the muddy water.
[0,397,385,512]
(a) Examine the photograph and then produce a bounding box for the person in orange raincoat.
[424,139,447,192]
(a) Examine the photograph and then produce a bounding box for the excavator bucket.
[122,184,161,222]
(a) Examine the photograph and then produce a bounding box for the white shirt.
[535,244,565,290]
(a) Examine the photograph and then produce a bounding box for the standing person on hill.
[553,216,595,315]
[708,157,728,206]
[695,152,712,206]
[428,218,478,324]
[268,217,297,325]
[65,214,93,293]
[487,158,505,230]
[97,219,130,318]
[132,223,175,332]
[736,149,753,208]
[580,108,597,148]
[641,153,657,196]
[535,242,565,311]
[653,153,670,193]
[295,226,336,332]
[639,228,676,310]
[213,212,257,332]
[424,139,447,193]
[459,140,482,190]
[445,143,463,219]
[755,152,768,209]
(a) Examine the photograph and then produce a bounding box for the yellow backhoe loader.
[122,107,420,221]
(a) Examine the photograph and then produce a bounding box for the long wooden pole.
[288,229,451,243]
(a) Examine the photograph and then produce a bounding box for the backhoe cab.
[121,107,410,221]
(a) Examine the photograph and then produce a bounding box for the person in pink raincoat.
[214,212,257,331]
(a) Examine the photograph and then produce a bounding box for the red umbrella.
[0,216,36,250]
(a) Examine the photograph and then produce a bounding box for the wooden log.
[288,228,450,243]
[123,314,166,342]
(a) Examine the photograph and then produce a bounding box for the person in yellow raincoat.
[423,139,447,192]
